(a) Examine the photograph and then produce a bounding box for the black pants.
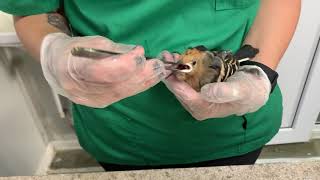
[99,147,263,171]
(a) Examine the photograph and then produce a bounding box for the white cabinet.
[0,45,77,176]
[0,12,76,176]
[0,12,47,176]
[0,48,47,176]
[269,0,320,144]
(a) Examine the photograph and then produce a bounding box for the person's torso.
[66,0,283,165]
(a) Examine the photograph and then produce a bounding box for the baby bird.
[173,45,259,91]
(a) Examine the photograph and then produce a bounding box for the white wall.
[0,11,14,32]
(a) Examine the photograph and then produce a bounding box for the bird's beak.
[174,63,193,73]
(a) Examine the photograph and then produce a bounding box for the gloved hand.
[40,33,166,108]
[161,51,271,120]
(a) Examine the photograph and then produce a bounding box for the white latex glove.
[161,51,271,120]
[41,33,166,108]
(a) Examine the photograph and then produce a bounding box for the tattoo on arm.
[47,13,71,35]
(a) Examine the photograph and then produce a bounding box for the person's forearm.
[14,13,70,61]
[243,0,301,70]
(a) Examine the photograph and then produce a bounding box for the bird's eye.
[192,61,197,66]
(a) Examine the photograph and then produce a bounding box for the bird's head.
[174,46,221,82]
[174,48,204,80]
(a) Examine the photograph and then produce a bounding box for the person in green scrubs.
[1,0,301,170]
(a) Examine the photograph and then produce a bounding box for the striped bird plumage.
[173,45,258,91]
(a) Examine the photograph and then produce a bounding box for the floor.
[258,139,320,163]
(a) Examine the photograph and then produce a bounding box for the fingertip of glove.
[152,59,166,76]
[200,86,214,102]
[200,83,239,103]
[131,45,145,55]
[156,51,168,61]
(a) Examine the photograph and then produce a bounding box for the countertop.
[1,160,319,180]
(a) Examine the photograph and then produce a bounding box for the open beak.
[166,62,193,73]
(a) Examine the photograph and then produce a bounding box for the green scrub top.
[1,0,283,165]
